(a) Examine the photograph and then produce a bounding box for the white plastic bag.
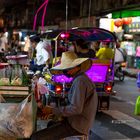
[0,94,37,139]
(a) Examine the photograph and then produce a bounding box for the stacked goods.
[11,76,22,86]
[0,55,30,86]
[0,64,30,86]
[0,64,11,86]
[0,78,10,85]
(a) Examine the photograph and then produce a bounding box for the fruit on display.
[45,73,52,80]
[11,76,22,86]
[0,78,10,85]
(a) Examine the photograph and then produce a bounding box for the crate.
[0,86,30,96]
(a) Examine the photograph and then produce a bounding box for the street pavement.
[89,76,140,140]
[37,109,140,140]
[90,109,140,140]
[123,68,140,78]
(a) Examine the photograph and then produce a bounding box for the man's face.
[63,66,81,77]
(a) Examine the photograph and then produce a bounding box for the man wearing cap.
[29,35,50,73]
[31,51,98,140]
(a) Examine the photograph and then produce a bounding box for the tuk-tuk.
[44,27,117,110]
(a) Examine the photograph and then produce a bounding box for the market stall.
[0,56,37,139]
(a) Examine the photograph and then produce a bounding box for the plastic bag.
[38,77,48,94]
[0,94,37,139]
[134,96,140,115]
[0,94,6,103]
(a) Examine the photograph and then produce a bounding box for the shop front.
[112,10,140,68]
[99,10,140,68]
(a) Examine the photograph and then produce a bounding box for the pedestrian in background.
[96,41,114,60]
[0,28,8,52]
[42,40,53,68]
[136,46,140,69]
[29,35,50,73]
[75,39,96,58]
[24,35,31,53]
[114,42,127,64]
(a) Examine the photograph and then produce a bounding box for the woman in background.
[136,46,140,69]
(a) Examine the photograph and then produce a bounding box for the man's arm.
[42,48,50,65]
[53,78,86,117]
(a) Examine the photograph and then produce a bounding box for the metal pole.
[80,0,83,17]
[54,39,58,66]
[66,0,68,31]
[88,0,92,27]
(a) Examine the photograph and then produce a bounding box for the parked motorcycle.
[115,62,126,81]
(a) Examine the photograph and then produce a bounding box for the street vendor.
[31,51,98,140]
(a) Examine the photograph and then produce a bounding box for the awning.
[112,10,140,18]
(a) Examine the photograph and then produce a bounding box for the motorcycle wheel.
[119,73,125,81]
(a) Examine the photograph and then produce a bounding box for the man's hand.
[42,105,53,115]
[40,105,53,119]
[52,107,61,115]
[49,102,61,115]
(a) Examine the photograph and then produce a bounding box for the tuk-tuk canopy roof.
[46,27,117,42]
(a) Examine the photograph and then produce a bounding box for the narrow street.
[90,77,140,140]
[37,77,140,140]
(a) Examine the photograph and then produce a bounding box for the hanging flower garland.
[33,0,49,31]
[114,18,123,27]
[122,17,132,25]
[114,17,132,27]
